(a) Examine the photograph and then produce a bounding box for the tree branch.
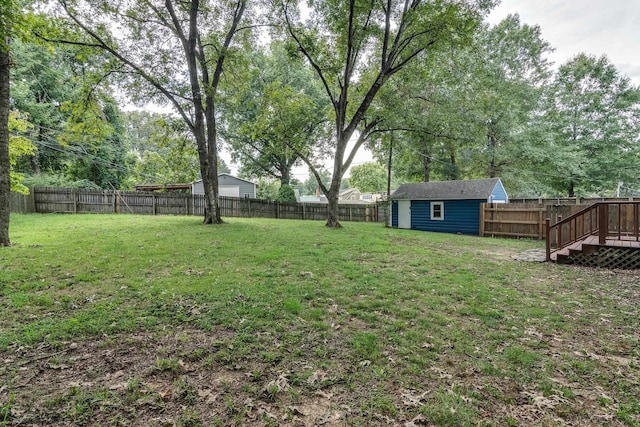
[55,0,195,132]
[281,2,337,109]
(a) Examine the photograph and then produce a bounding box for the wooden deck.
[550,236,640,261]
[547,202,640,268]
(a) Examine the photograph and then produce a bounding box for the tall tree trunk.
[386,135,393,196]
[324,130,352,228]
[0,43,11,246]
[325,186,341,228]
[487,131,498,178]
[195,125,222,224]
[203,102,222,224]
[568,181,575,198]
[448,151,458,180]
[280,168,290,186]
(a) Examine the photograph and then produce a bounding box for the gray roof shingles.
[391,178,501,201]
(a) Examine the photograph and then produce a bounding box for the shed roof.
[391,178,503,201]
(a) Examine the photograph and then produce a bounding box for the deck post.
[598,203,607,245]
[632,202,640,242]
[545,218,551,262]
[557,215,562,249]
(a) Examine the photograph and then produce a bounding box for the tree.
[276,183,296,202]
[0,0,18,246]
[126,111,200,186]
[540,54,640,196]
[8,111,36,193]
[277,0,493,227]
[370,59,475,183]
[49,0,252,223]
[371,15,552,192]
[301,171,330,195]
[255,177,280,200]
[9,39,140,189]
[349,162,387,193]
[464,15,552,184]
[220,41,330,186]
[10,40,76,174]
[60,96,130,188]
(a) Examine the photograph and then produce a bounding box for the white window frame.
[430,201,444,221]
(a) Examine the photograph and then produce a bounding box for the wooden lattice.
[567,247,640,269]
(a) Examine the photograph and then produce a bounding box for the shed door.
[398,201,411,229]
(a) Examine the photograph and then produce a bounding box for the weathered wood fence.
[10,187,384,222]
[14,189,638,236]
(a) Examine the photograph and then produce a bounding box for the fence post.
[479,203,485,237]
[73,189,78,214]
[302,203,305,220]
[152,193,157,215]
[538,208,544,239]
[546,218,551,262]
[26,187,36,213]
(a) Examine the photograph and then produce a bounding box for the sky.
[487,0,640,85]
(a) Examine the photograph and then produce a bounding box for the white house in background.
[339,188,385,203]
[192,174,257,198]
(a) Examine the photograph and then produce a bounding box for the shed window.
[431,202,444,220]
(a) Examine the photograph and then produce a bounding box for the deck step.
[550,238,640,269]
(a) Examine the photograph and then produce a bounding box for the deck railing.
[546,202,640,261]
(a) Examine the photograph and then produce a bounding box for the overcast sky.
[487,0,640,85]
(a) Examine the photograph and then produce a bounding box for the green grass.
[1,213,639,426]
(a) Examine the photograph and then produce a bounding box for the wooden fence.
[508,197,640,205]
[480,203,592,239]
[16,188,636,236]
[10,187,383,223]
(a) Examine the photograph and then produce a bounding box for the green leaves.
[220,41,331,185]
[348,162,387,193]
[540,54,640,196]
[8,111,36,194]
[126,111,200,186]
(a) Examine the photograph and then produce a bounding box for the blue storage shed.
[390,178,508,235]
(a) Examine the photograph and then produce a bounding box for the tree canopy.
[349,162,387,193]
[220,41,331,186]
[537,54,640,196]
[276,0,495,226]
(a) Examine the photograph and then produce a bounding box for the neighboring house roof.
[299,195,326,203]
[391,178,505,201]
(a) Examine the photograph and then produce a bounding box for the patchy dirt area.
[2,328,353,426]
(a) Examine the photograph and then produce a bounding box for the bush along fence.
[10,187,384,223]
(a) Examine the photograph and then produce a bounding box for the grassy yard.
[0,214,639,426]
